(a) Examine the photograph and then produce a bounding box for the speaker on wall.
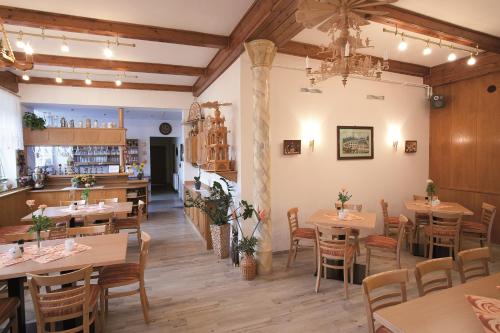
[431,95,445,109]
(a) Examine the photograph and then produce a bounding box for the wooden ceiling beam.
[367,5,500,54]
[0,5,228,49]
[0,71,19,93]
[14,52,206,77]
[20,76,193,92]
[424,52,500,87]
[279,41,430,78]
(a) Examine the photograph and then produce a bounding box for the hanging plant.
[23,112,46,131]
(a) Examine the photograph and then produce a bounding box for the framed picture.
[283,140,301,155]
[337,126,374,160]
[405,140,417,153]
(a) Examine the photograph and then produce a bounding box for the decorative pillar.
[244,39,277,275]
[117,107,125,172]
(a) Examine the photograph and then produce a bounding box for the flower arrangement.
[71,175,96,188]
[426,179,436,199]
[27,204,53,249]
[337,188,352,210]
[132,161,146,179]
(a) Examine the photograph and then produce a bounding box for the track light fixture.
[467,53,477,66]
[422,41,432,56]
[398,33,408,51]
[55,76,63,84]
[85,75,92,85]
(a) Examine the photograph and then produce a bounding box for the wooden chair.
[98,231,151,324]
[335,203,362,255]
[48,227,68,240]
[0,297,20,333]
[315,226,355,299]
[457,247,490,283]
[114,200,144,243]
[67,225,108,237]
[362,269,409,333]
[461,203,496,249]
[365,215,408,276]
[424,212,462,259]
[83,212,114,228]
[50,215,72,228]
[93,198,118,204]
[286,207,316,269]
[415,257,453,296]
[380,199,413,251]
[28,265,100,333]
[60,200,86,206]
[413,194,429,242]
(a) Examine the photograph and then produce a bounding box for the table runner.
[466,294,500,333]
[60,204,112,214]
[324,212,363,222]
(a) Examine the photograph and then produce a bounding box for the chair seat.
[462,221,487,234]
[114,217,139,229]
[0,297,19,322]
[292,227,316,240]
[98,263,140,288]
[365,235,398,251]
[43,285,99,318]
[424,225,457,237]
[376,326,393,333]
[321,244,355,259]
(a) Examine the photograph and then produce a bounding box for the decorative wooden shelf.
[23,128,127,146]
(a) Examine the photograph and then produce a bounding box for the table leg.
[8,277,26,333]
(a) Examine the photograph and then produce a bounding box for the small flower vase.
[194,181,201,190]
[137,172,144,180]
[36,230,42,250]
[338,209,346,220]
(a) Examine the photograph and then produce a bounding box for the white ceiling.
[25,103,183,121]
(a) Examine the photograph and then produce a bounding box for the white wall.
[238,53,430,251]
[19,84,193,109]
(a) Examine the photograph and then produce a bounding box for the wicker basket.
[240,254,257,280]
[210,224,230,259]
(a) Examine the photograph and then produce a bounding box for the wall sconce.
[393,139,399,150]
[309,138,315,152]
[387,124,401,151]
[302,120,320,152]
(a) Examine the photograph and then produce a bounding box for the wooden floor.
[23,195,500,332]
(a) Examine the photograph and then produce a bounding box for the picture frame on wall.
[405,140,417,153]
[283,140,301,155]
[337,126,374,160]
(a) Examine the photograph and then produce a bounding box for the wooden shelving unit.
[125,139,139,164]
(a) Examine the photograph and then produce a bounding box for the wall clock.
[159,122,172,135]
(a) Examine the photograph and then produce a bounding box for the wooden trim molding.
[20,76,193,92]
[0,71,19,93]
[0,5,228,49]
[367,5,500,54]
[424,52,500,87]
[14,52,206,77]
[280,41,430,78]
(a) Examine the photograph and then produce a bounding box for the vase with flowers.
[71,175,95,188]
[27,204,53,250]
[426,179,438,205]
[132,161,146,180]
[81,188,90,206]
[337,188,352,219]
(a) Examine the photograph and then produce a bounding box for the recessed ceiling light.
[447,52,457,62]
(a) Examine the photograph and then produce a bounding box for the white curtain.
[0,89,23,185]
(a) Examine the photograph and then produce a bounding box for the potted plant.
[235,208,265,280]
[194,167,202,190]
[23,112,46,131]
[71,175,96,188]
[28,204,53,250]
[426,179,437,205]
[337,188,352,219]
[132,162,146,180]
[184,179,235,259]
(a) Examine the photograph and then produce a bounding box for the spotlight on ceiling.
[467,54,476,66]
[85,76,92,85]
[422,46,432,56]
[24,43,34,55]
[115,79,122,87]
[16,38,26,50]
[103,42,113,58]
[398,36,408,51]
[447,52,457,62]
[22,73,30,81]
[55,77,63,84]
[60,40,70,53]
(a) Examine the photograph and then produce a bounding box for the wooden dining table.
[404,200,474,216]
[0,233,129,333]
[20,202,133,222]
[374,273,500,333]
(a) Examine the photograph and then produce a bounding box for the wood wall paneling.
[430,71,500,243]
[0,188,30,226]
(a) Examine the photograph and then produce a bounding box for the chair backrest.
[93,198,119,204]
[136,200,145,223]
[139,231,151,276]
[415,257,453,296]
[50,215,72,227]
[457,247,490,283]
[48,226,67,240]
[67,225,107,237]
[413,194,426,201]
[287,207,300,235]
[315,226,351,260]
[429,212,462,235]
[396,215,408,251]
[335,203,363,212]
[380,199,389,220]
[363,269,409,333]
[28,265,93,328]
[480,203,497,241]
[4,231,50,243]
[60,200,86,206]
[83,212,114,226]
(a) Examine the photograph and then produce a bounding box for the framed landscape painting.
[337,126,374,160]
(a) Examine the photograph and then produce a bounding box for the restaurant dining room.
[0,0,499,332]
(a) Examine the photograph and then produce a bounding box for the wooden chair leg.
[286,240,294,269]
[11,310,18,333]
[293,240,299,260]
[343,266,349,299]
[350,261,354,284]
[105,289,109,317]
[139,283,150,324]
[313,242,317,272]
[83,313,90,333]
[355,235,360,256]
[315,259,322,293]
[365,248,371,277]
[429,236,434,259]
[100,288,106,325]
[137,228,142,244]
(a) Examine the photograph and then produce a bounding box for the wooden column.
[244,39,277,275]
[118,107,125,171]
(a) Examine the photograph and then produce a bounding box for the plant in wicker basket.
[234,208,265,280]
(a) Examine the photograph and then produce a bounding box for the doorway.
[150,137,177,194]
